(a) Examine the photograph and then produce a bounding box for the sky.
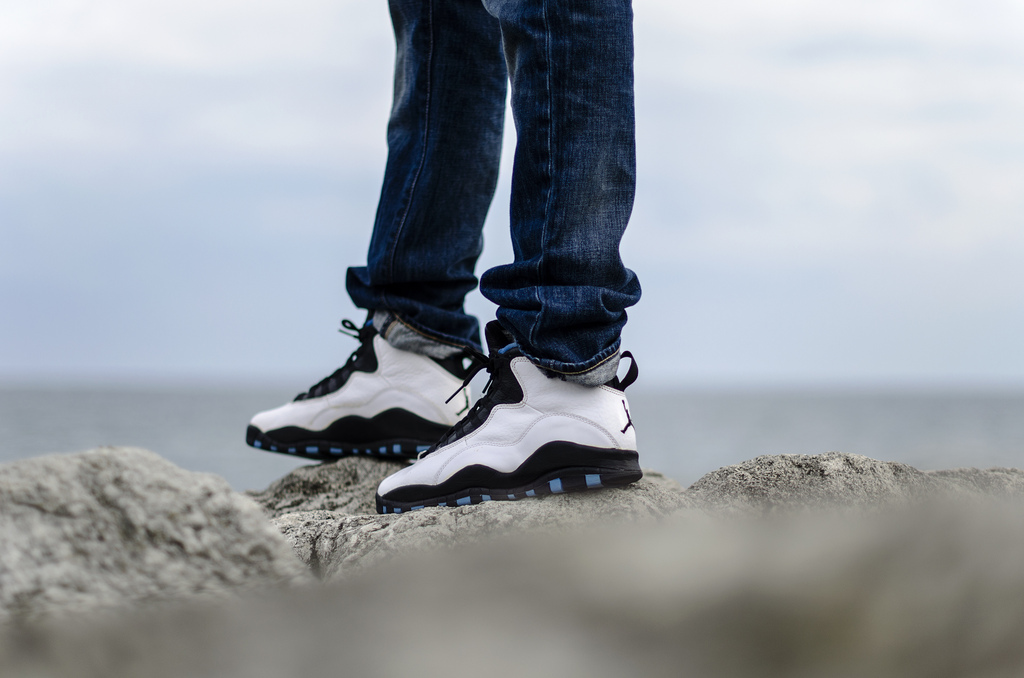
[2,0,1024,388]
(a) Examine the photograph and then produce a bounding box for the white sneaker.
[246,319,471,461]
[375,322,641,513]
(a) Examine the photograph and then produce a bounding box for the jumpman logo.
[620,400,633,434]
[456,389,470,416]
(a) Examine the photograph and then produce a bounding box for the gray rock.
[270,467,691,579]
[5,502,1024,678]
[243,453,1024,581]
[688,452,940,513]
[686,452,1024,514]
[0,447,309,622]
[6,449,1024,677]
[925,466,1024,496]
[246,456,405,518]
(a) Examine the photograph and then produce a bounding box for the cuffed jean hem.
[372,310,471,360]
[522,344,622,387]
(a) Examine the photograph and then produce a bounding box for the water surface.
[2,386,1022,491]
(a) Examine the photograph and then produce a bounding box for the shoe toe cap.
[378,458,439,497]
[377,465,412,497]
[249,400,304,433]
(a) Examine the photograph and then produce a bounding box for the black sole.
[376,445,643,514]
[246,425,430,462]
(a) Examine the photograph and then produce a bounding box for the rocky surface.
[688,452,933,512]
[259,454,1024,579]
[4,502,1024,678]
[270,466,692,579]
[246,456,405,518]
[4,446,1024,676]
[688,452,1024,513]
[927,465,1024,496]
[0,447,309,623]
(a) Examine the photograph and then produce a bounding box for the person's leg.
[376,0,643,514]
[480,0,641,385]
[346,0,509,356]
[246,0,507,461]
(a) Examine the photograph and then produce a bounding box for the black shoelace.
[293,319,376,402]
[419,348,641,458]
[419,347,502,458]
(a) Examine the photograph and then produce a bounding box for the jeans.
[346,0,641,385]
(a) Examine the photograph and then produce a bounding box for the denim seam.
[383,0,435,296]
[528,0,554,353]
[528,345,619,376]
[388,312,472,351]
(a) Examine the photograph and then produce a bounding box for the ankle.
[372,310,468,360]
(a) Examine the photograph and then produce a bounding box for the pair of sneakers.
[246,319,642,514]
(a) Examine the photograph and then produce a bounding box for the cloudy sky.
[2,0,1023,388]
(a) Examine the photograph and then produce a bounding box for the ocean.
[2,385,1023,492]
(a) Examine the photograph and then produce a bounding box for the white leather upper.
[249,336,469,432]
[377,356,637,495]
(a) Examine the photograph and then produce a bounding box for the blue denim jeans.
[346,0,641,385]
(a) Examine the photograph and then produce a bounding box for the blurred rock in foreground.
[4,447,1024,677]
[3,503,1024,678]
[0,447,309,623]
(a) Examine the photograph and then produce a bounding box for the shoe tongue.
[484,320,516,355]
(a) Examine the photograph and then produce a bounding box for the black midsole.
[376,465,643,513]
[246,424,433,461]
[379,441,641,504]
[260,408,450,445]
